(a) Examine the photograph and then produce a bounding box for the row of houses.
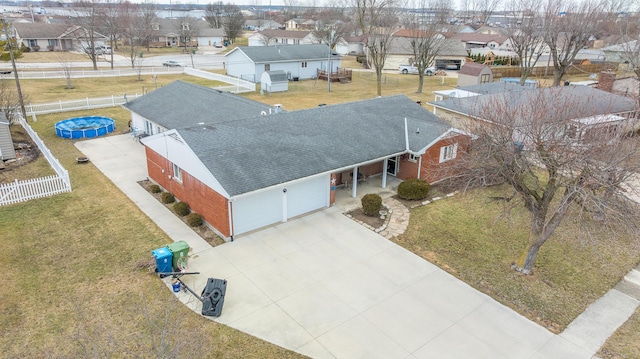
[9,18,227,53]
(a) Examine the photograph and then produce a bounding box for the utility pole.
[2,19,26,121]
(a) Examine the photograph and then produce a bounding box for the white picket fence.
[25,94,144,116]
[0,117,71,206]
[184,67,255,93]
[4,67,183,80]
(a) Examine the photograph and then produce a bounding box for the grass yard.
[599,307,640,358]
[18,74,229,104]
[244,70,458,110]
[0,107,306,358]
[394,185,640,333]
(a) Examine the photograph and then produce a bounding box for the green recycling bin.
[167,240,190,271]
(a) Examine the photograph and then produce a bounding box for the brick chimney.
[597,71,616,93]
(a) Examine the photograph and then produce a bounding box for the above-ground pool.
[55,116,116,139]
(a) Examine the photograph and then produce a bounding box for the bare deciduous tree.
[543,0,605,86]
[0,79,25,124]
[405,0,449,93]
[174,16,199,56]
[505,0,545,85]
[222,3,244,44]
[313,21,349,49]
[445,87,640,274]
[354,0,401,96]
[205,1,224,28]
[68,0,104,70]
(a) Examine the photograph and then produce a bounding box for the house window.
[265,64,271,71]
[480,74,490,83]
[151,23,159,30]
[408,153,419,162]
[28,39,37,47]
[301,61,308,68]
[439,144,458,163]
[181,23,190,31]
[172,163,183,183]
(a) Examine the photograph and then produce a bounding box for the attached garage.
[232,174,330,236]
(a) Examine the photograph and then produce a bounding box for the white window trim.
[408,153,419,163]
[439,143,458,163]
[172,163,183,183]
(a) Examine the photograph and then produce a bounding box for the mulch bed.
[347,208,386,229]
[138,180,226,247]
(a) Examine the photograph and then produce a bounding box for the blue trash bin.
[152,247,173,274]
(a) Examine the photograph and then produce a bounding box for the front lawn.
[395,185,640,333]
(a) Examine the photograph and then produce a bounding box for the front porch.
[334,174,403,212]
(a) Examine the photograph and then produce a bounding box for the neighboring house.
[225,44,340,82]
[149,18,210,48]
[337,35,365,55]
[12,22,107,52]
[0,113,16,161]
[601,40,639,63]
[247,29,317,46]
[285,18,315,30]
[128,81,471,239]
[432,81,533,101]
[260,70,289,93]
[196,26,226,47]
[430,85,637,141]
[386,36,468,70]
[450,33,511,51]
[244,19,282,31]
[457,62,492,86]
[595,71,640,99]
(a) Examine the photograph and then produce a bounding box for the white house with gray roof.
[225,44,340,82]
[131,81,470,239]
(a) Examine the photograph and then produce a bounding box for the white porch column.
[382,159,388,188]
[351,166,358,198]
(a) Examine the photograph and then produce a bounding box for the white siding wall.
[226,51,257,80]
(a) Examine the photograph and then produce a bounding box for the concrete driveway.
[77,134,598,359]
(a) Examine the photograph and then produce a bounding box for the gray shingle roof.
[228,44,340,63]
[430,86,636,125]
[177,95,452,196]
[123,80,272,129]
[265,70,288,82]
[456,82,533,95]
[388,37,467,57]
[13,22,69,39]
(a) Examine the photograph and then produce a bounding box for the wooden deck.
[317,68,352,82]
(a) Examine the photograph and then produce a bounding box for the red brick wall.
[145,147,231,237]
[397,156,419,180]
[419,134,471,183]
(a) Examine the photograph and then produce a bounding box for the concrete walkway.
[76,134,640,359]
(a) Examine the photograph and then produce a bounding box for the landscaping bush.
[186,213,203,227]
[160,192,175,204]
[173,201,190,216]
[397,178,431,200]
[361,193,382,216]
[150,184,161,193]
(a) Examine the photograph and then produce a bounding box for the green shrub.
[150,184,161,193]
[173,201,190,216]
[161,192,175,204]
[186,213,203,227]
[361,193,382,216]
[397,178,431,200]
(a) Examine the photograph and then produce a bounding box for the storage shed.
[457,62,493,87]
[261,70,289,93]
[0,112,16,161]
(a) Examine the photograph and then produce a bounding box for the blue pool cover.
[55,116,116,139]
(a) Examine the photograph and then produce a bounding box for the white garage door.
[232,175,330,236]
[232,188,282,235]
[286,174,329,219]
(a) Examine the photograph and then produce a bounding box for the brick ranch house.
[429,85,638,142]
[124,81,471,239]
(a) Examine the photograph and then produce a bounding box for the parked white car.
[399,64,436,75]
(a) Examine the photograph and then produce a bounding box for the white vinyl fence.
[184,68,255,93]
[26,94,144,116]
[0,117,71,206]
[5,67,183,80]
